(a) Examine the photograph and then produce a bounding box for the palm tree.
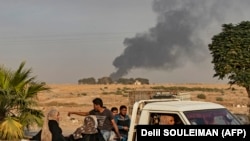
[0,62,50,140]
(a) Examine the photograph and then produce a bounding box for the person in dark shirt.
[114,105,130,141]
[31,108,67,141]
[48,119,67,141]
[68,98,121,141]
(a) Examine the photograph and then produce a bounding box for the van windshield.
[184,108,241,125]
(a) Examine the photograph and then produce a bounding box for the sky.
[1,0,250,84]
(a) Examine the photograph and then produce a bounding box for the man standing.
[68,98,122,141]
[114,105,131,141]
[109,107,119,141]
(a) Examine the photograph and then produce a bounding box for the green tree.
[78,77,96,84]
[0,62,50,140]
[135,78,149,84]
[97,76,113,84]
[117,78,135,84]
[208,21,250,114]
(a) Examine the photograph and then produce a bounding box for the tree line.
[78,77,150,85]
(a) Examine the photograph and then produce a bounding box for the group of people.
[30,97,130,141]
[110,105,130,141]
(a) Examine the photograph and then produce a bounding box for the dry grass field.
[33,83,249,136]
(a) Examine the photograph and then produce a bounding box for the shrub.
[216,97,223,101]
[102,92,109,95]
[77,93,87,96]
[115,90,123,95]
[197,94,206,99]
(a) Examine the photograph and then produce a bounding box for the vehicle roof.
[142,100,226,112]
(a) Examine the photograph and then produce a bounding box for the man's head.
[119,105,127,116]
[92,98,103,111]
[159,115,175,125]
[111,107,118,116]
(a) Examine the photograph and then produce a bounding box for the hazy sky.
[1,0,250,84]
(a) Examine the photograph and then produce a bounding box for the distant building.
[134,80,141,85]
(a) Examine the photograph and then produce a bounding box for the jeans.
[121,135,128,141]
[100,130,112,141]
[121,136,127,141]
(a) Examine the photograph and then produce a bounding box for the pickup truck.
[127,99,242,141]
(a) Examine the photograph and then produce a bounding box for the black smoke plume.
[110,0,250,81]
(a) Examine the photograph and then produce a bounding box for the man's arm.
[111,119,122,138]
[68,111,89,116]
[123,115,131,131]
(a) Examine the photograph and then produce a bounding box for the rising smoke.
[110,0,250,81]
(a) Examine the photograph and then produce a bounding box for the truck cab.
[127,99,242,141]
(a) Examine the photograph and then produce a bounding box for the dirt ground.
[32,83,249,136]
